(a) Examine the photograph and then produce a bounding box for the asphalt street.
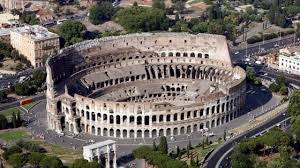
[204,112,289,168]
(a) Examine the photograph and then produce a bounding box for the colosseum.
[46,33,246,139]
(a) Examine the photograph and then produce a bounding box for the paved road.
[203,112,289,168]
[232,34,299,62]
[0,94,45,111]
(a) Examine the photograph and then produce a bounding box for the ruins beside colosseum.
[46,32,246,139]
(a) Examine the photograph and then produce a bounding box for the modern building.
[46,33,246,139]
[279,47,300,75]
[10,25,59,68]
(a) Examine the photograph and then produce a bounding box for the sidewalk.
[228,101,288,135]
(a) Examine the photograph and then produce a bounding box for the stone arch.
[103,128,108,136]
[193,124,198,132]
[159,129,164,136]
[166,128,171,136]
[109,128,114,137]
[116,129,121,137]
[123,130,127,138]
[187,125,191,133]
[168,52,173,57]
[137,130,142,138]
[161,52,166,57]
[173,128,178,135]
[129,130,134,138]
[180,127,185,134]
[152,129,157,138]
[144,130,150,138]
[92,126,95,134]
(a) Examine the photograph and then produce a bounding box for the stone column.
[106,147,110,168]
[113,144,117,168]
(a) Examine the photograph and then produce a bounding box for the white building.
[279,48,300,75]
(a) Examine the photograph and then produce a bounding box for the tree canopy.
[58,20,87,46]
[89,2,116,25]
[114,6,169,32]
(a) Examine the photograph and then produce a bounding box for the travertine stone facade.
[46,33,246,139]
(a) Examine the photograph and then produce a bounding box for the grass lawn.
[194,143,220,157]
[0,129,28,142]
[33,140,82,165]
[0,107,21,119]
[22,102,38,110]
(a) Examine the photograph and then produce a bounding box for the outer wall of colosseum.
[46,33,246,139]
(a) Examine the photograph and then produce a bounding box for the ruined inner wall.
[46,33,246,138]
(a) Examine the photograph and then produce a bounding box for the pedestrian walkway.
[229,101,288,135]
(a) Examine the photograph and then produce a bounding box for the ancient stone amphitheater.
[46,33,246,139]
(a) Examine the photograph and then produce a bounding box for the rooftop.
[0,28,11,36]
[83,140,116,151]
[11,25,59,41]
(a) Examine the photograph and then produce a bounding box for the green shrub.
[7,153,28,168]
[3,145,22,160]
[40,156,64,168]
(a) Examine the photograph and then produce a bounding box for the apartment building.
[10,25,60,68]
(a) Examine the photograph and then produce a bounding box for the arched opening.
[180,127,185,134]
[109,129,114,137]
[187,125,191,133]
[103,128,108,136]
[144,130,150,138]
[159,129,164,136]
[166,128,171,136]
[129,130,135,138]
[137,130,142,138]
[116,129,121,138]
[152,129,157,138]
[173,128,178,135]
[123,130,127,138]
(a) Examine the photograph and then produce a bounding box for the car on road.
[245,58,250,62]
[255,60,262,65]
[274,44,279,47]
[208,132,215,137]
[234,51,240,55]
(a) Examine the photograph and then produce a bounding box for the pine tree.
[196,155,199,166]
[16,111,21,127]
[187,145,190,158]
[12,112,17,128]
[158,136,168,154]
[176,146,180,157]
[153,141,157,151]
[188,140,192,150]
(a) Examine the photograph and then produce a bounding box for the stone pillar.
[106,147,110,168]
[113,144,117,168]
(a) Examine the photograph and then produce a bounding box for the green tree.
[0,114,8,130]
[89,2,115,25]
[11,112,17,128]
[269,83,280,93]
[28,152,46,166]
[3,145,22,160]
[279,85,288,95]
[40,156,64,168]
[153,141,157,151]
[152,0,165,10]
[71,158,99,168]
[58,20,86,46]
[0,90,7,102]
[7,153,28,168]
[288,90,300,116]
[158,136,168,154]
[19,11,39,25]
[115,6,169,32]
